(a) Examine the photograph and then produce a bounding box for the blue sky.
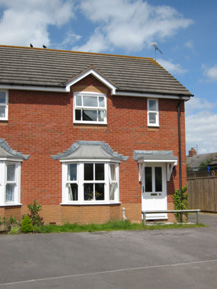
[0,0,217,154]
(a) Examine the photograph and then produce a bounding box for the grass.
[32,220,206,234]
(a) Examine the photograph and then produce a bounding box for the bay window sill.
[0,203,22,207]
[60,202,121,206]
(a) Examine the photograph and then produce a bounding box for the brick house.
[0,45,192,224]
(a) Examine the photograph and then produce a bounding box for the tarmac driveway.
[0,213,217,289]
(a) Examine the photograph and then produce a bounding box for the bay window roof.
[0,139,30,160]
[51,141,129,161]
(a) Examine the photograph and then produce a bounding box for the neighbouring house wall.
[0,75,187,224]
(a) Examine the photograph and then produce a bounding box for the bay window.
[73,92,107,124]
[62,162,119,204]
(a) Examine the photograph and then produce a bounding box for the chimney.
[188,148,197,157]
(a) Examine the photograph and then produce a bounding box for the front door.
[142,163,167,220]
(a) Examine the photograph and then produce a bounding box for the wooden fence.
[187,176,217,212]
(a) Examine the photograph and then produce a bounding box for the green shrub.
[0,217,6,225]
[173,185,188,222]
[27,199,44,226]
[9,226,20,235]
[21,215,33,233]
[7,216,17,224]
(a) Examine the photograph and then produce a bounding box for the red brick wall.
[0,75,187,223]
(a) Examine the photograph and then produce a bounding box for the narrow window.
[67,164,78,201]
[109,164,118,201]
[6,164,16,202]
[0,91,8,121]
[145,167,152,192]
[147,99,159,127]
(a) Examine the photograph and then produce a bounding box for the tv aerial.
[152,43,163,61]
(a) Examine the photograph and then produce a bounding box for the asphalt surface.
[0,213,217,289]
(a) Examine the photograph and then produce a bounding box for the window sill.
[73,122,107,126]
[0,203,22,207]
[60,202,121,206]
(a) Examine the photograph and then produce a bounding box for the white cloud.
[186,110,217,154]
[0,0,75,47]
[202,65,217,82]
[184,40,193,50]
[185,97,216,116]
[77,0,193,52]
[158,58,187,75]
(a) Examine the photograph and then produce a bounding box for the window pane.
[0,106,5,118]
[99,97,105,107]
[0,92,6,103]
[7,164,15,181]
[149,112,156,124]
[75,109,81,120]
[76,95,82,106]
[149,100,157,111]
[83,110,97,121]
[109,183,116,200]
[84,184,93,200]
[68,184,78,201]
[155,167,162,192]
[145,167,152,192]
[84,164,93,180]
[83,96,97,107]
[110,164,116,181]
[95,164,104,180]
[98,110,105,122]
[6,184,15,202]
[95,183,104,200]
[68,164,77,181]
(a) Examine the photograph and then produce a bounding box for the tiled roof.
[51,141,129,161]
[187,153,217,169]
[0,45,192,97]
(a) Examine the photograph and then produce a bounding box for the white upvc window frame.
[0,161,21,206]
[62,161,119,205]
[0,91,8,121]
[147,99,159,127]
[73,91,107,125]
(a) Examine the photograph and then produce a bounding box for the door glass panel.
[145,167,152,192]
[84,164,93,180]
[155,167,162,192]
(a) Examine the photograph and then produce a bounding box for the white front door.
[142,163,167,220]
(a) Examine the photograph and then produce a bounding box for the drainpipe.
[177,98,183,223]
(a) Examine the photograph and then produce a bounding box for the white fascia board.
[138,159,178,164]
[0,157,24,162]
[0,84,67,93]
[65,69,117,94]
[115,91,191,100]
[60,159,121,163]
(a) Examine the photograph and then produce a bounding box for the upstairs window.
[0,91,8,121]
[147,99,159,127]
[73,92,107,124]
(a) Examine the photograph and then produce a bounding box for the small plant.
[9,226,20,235]
[173,185,189,222]
[7,216,18,224]
[27,199,44,226]
[21,215,33,233]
